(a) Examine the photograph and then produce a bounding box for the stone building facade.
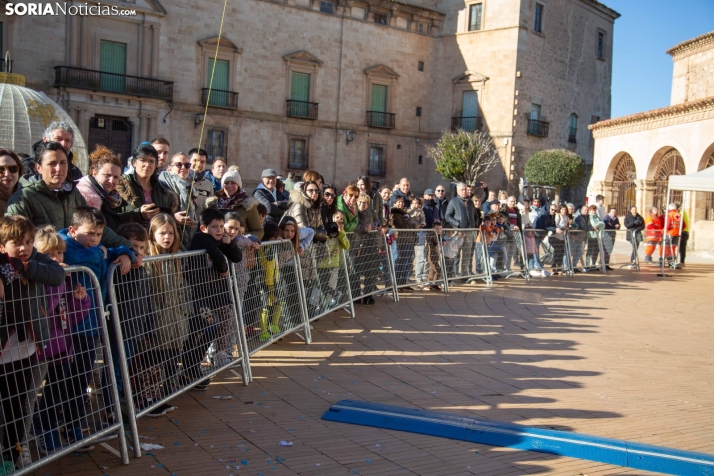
[589,30,714,250]
[2,0,618,192]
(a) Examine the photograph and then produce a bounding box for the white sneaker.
[15,443,32,468]
[529,270,542,277]
[540,270,551,277]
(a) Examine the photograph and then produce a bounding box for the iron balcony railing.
[288,151,309,170]
[201,88,238,109]
[451,116,482,132]
[527,119,550,138]
[53,66,173,101]
[286,100,318,119]
[366,111,396,129]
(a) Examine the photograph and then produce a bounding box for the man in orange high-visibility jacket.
[644,207,664,263]
[665,203,682,260]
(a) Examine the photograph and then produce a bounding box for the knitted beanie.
[221,165,242,189]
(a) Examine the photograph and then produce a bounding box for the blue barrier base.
[322,400,714,475]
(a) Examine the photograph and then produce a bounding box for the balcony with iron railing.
[54,66,173,101]
[201,88,238,109]
[286,100,318,120]
[568,126,577,143]
[527,119,549,138]
[451,116,482,132]
[366,111,396,129]
[288,150,309,170]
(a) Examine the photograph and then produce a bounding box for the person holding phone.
[77,145,161,232]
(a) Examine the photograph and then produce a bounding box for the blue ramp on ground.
[322,400,714,475]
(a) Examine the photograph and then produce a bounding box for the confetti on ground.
[213,395,233,400]
[279,441,293,446]
[140,443,164,450]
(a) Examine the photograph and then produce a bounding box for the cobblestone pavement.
[37,264,714,475]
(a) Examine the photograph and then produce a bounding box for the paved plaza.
[39,264,714,476]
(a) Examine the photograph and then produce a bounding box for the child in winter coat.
[184,208,241,390]
[0,216,65,468]
[316,212,350,312]
[145,214,189,401]
[32,226,91,455]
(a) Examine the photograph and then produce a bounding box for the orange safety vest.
[666,210,682,237]
[644,214,663,242]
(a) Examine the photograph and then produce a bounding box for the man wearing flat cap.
[252,168,290,226]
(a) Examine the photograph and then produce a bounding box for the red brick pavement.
[35,265,714,475]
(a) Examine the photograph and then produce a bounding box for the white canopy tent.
[660,165,714,275]
[668,165,714,193]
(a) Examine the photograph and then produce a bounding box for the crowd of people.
[0,121,689,472]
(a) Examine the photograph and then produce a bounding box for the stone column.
[636,179,656,213]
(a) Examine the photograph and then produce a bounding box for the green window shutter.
[370,84,387,112]
[208,58,230,106]
[290,72,310,116]
[461,91,479,131]
[99,40,127,92]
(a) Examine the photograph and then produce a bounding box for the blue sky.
[606,0,714,118]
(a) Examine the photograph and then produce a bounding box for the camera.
[325,222,340,238]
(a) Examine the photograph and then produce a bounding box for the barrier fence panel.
[237,240,310,356]
[484,226,529,281]
[344,231,398,303]
[599,230,640,272]
[567,229,602,274]
[523,228,571,276]
[0,265,128,475]
[107,251,247,458]
[641,228,678,268]
[390,229,448,291]
[301,239,355,323]
[442,229,491,285]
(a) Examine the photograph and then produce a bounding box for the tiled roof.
[589,96,714,131]
[666,30,714,58]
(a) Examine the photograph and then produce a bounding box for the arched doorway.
[611,153,637,216]
[653,148,685,211]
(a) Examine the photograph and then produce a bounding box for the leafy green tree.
[426,130,500,185]
[524,149,585,203]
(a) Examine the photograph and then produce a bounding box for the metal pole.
[105,264,140,459]
[341,248,356,318]
[226,263,251,385]
[384,231,400,301]
[294,245,312,343]
[659,187,672,277]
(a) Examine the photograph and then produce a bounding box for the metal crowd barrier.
[233,240,310,366]
[1,266,128,475]
[390,229,449,291]
[344,231,399,301]
[599,230,640,272]
[523,228,571,276]
[566,229,602,274]
[302,239,355,324]
[486,227,529,280]
[442,228,491,285]
[106,251,248,458]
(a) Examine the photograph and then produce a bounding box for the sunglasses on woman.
[306,188,320,194]
[0,165,19,174]
[172,162,191,169]
[323,192,335,198]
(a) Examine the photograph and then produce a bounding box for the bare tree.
[426,130,500,185]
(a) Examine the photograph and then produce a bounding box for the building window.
[99,40,127,92]
[468,3,483,31]
[568,114,577,143]
[416,107,422,117]
[597,31,605,59]
[288,71,313,117]
[418,61,424,72]
[320,1,334,14]
[374,13,388,25]
[205,130,226,163]
[534,3,544,33]
[418,155,423,165]
[368,146,386,176]
[207,58,230,107]
[288,138,308,170]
